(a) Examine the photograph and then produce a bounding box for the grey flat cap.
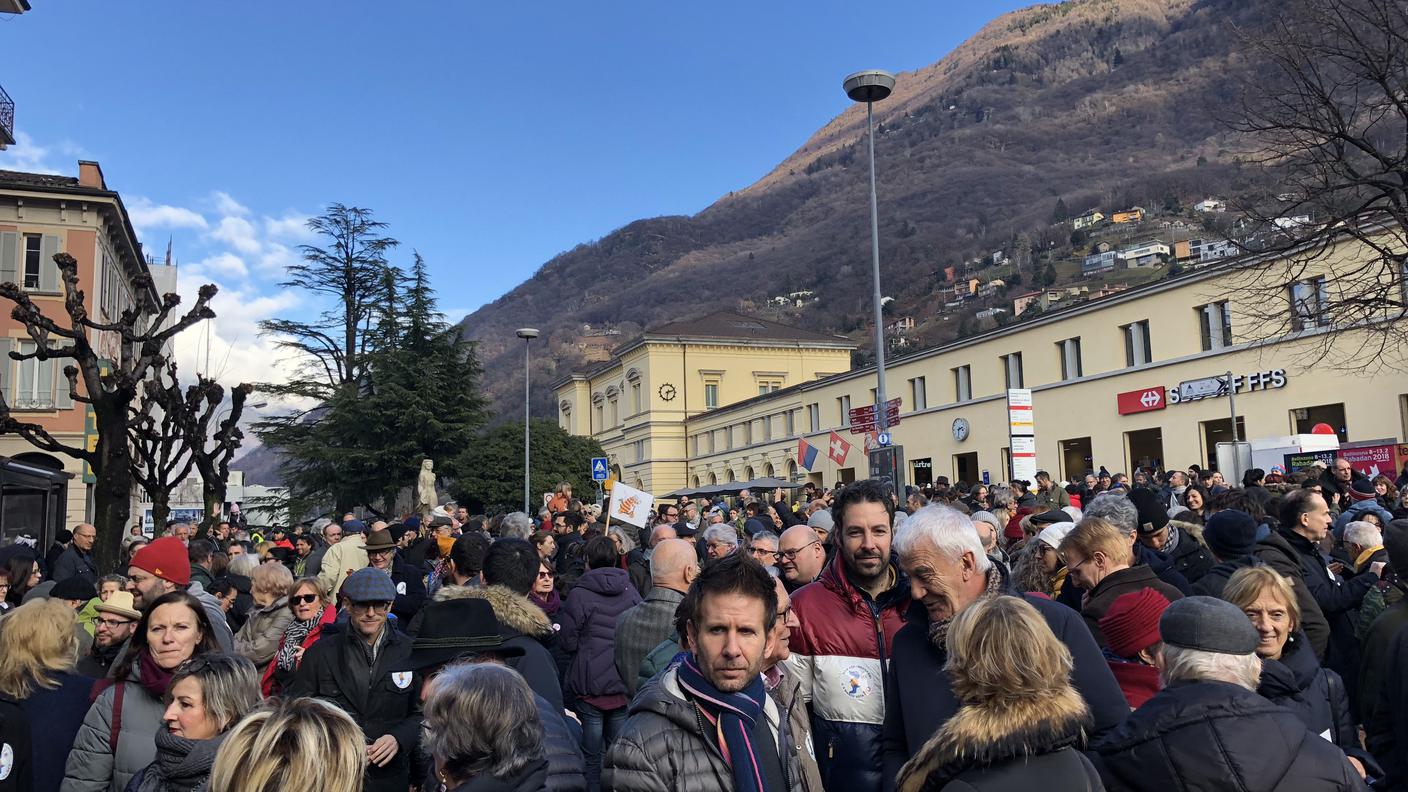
[1159,595,1258,655]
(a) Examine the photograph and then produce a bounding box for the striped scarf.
[676,653,772,792]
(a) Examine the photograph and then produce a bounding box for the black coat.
[1088,680,1366,792]
[388,559,427,624]
[1257,633,1367,768]
[1165,526,1214,584]
[287,623,422,792]
[445,759,550,792]
[1191,555,1262,598]
[880,594,1128,791]
[0,695,32,792]
[1367,617,1408,789]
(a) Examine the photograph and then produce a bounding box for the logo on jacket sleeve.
[391,671,413,689]
[0,742,12,780]
[842,666,875,699]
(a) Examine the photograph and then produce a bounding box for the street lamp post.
[843,69,896,432]
[515,328,539,514]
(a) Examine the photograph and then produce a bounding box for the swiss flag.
[827,431,851,466]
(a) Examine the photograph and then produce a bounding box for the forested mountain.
[467,0,1275,421]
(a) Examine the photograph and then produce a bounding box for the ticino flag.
[607,481,655,529]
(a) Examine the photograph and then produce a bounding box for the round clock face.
[658,383,677,401]
[952,418,970,442]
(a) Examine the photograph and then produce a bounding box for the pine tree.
[1050,197,1069,224]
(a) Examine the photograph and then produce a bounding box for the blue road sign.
[877,432,892,447]
[591,457,609,481]
[982,470,991,485]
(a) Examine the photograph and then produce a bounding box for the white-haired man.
[1089,596,1366,790]
[880,504,1127,790]
[1344,520,1386,576]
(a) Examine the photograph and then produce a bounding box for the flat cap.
[340,567,397,603]
[1159,595,1258,655]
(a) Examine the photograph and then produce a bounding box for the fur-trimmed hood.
[432,583,554,639]
[1169,519,1206,547]
[896,684,1091,792]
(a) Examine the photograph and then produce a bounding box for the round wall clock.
[658,383,677,401]
[952,417,970,442]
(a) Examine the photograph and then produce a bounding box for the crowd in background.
[2,457,1408,791]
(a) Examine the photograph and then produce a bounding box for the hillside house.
[887,316,916,334]
[1090,283,1129,300]
[1194,198,1225,213]
[1072,210,1104,230]
[1117,241,1169,268]
[1111,207,1145,224]
[1083,249,1118,275]
[975,307,1007,321]
[1197,239,1237,262]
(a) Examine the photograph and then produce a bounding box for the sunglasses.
[291,594,320,605]
[538,570,555,580]
[349,601,392,613]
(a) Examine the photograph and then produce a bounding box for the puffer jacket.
[1191,555,1262,598]
[769,667,823,792]
[62,666,168,791]
[785,553,910,792]
[1164,520,1215,583]
[1334,500,1395,536]
[1088,680,1366,791]
[603,666,804,792]
[231,597,292,666]
[895,684,1100,792]
[535,694,587,792]
[557,567,642,700]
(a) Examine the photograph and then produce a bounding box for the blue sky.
[0,1,1029,391]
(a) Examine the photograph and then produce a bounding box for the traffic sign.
[849,398,902,434]
[591,457,609,481]
[877,432,891,447]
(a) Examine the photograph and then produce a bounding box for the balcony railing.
[0,83,13,147]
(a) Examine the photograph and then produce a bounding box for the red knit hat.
[129,536,191,586]
[1099,588,1170,659]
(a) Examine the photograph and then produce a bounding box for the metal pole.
[1226,370,1241,483]
[866,100,888,431]
[523,339,532,514]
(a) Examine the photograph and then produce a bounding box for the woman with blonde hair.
[232,562,294,665]
[896,595,1101,791]
[127,654,262,792]
[208,698,365,792]
[0,598,94,792]
[1223,566,1372,778]
[260,576,336,696]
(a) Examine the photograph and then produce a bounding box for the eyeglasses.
[291,594,320,605]
[537,570,555,580]
[750,548,781,563]
[706,541,736,552]
[96,617,133,629]
[367,548,393,557]
[779,540,821,560]
[348,601,392,613]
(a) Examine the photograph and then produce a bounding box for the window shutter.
[0,338,11,400]
[37,355,54,408]
[0,233,16,285]
[55,355,73,409]
[40,235,61,292]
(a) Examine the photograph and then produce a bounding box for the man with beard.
[75,590,140,677]
[605,553,805,792]
[785,479,912,791]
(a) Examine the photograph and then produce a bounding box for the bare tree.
[0,253,216,569]
[1223,0,1408,372]
[129,359,196,530]
[169,377,254,534]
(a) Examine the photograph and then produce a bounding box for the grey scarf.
[136,729,227,792]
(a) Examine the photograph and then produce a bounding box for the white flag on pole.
[607,481,655,529]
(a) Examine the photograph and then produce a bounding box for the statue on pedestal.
[416,458,436,520]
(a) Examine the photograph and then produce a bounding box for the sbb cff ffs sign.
[1117,387,1166,415]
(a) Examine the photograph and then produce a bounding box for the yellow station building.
[555,236,1408,494]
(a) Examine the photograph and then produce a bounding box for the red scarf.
[137,649,179,699]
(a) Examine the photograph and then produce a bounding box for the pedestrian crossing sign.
[591,457,609,481]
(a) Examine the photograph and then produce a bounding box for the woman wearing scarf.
[529,559,561,618]
[260,577,337,696]
[127,655,262,792]
[64,591,221,792]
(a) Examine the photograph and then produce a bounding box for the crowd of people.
[2,459,1408,791]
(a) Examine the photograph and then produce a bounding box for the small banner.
[607,481,655,528]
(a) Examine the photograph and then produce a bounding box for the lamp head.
[516,328,540,340]
[843,69,896,103]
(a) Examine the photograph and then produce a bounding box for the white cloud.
[263,212,313,240]
[190,252,249,279]
[0,131,64,174]
[210,216,261,255]
[211,191,250,217]
[127,197,209,237]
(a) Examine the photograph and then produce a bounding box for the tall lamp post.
[843,69,896,432]
[516,328,539,514]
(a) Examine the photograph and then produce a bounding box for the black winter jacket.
[286,623,422,792]
[1257,632,1371,773]
[880,594,1127,791]
[1164,521,1215,583]
[1088,680,1366,791]
[1191,555,1262,598]
[388,559,427,624]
